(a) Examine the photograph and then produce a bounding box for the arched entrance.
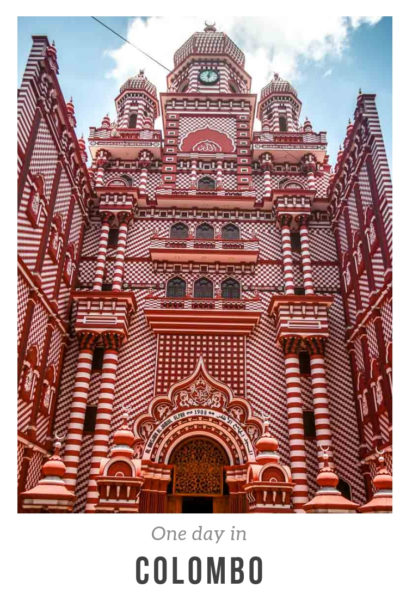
[167,436,229,513]
[133,358,264,513]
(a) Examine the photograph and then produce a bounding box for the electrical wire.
[91,16,171,72]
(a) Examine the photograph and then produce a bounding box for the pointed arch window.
[171,223,189,239]
[221,223,240,240]
[221,278,240,299]
[167,277,186,298]
[128,113,137,128]
[194,277,213,298]
[198,176,216,191]
[196,223,214,239]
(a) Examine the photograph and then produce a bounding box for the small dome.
[120,70,157,98]
[261,73,298,100]
[174,24,245,68]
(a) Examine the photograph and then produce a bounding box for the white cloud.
[323,68,333,78]
[105,16,382,125]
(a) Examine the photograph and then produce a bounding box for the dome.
[120,70,157,98]
[173,23,245,68]
[261,73,298,100]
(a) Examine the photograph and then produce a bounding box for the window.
[290,231,301,252]
[102,283,112,291]
[167,277,186,298]
[221,278,240,299]
[179,81,189,93]
[128,113,137,128]
[198,176,216,191]
[196,223,214,239]
[194,277,213,298]
[337,478,352,500]
[279,116,287,132]
[303,410,316,437]
[221,223,240,240]
[171,223,189,239]
[294,287,305,295]
[83,405,97,433]
[108,228,119,247]
[229,82,238,93]
[299,351,311,375]
[92,347,104,371]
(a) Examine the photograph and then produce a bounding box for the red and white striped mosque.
[18,24,392,513]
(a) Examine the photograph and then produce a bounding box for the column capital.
[296,214,311,226]
[117,211,133,225]
[304,336,326,355]
[279,336,303,355]
[102,332,125,351]
[99,211,114,225]
[77,331,99,350]
[278,213,292,227]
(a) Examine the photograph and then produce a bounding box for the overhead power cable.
[91,16,171,72]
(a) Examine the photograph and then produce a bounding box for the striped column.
[85,333,123,512]
[139,165,148,194]
[306,338,334,467]
[63,333,98,492]
[190,159,197,189]
[281,338,309,510]
[112,216,130,291]
[280,219,295,294]
[216,159,223,190]
[307,170,316,190]
[299,220,314,294]
[286,105,294,131]
[93,214,112,291]
[94,154,108,187]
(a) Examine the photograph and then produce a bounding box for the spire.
[66,97,76,128]
[204,20,217,33]
[303,116,313,133]
[255,419,279,463]
[101,113,111,128]
[110,412,135,458]
[20,439,75,512]
[359,453,392,512]
[78,134,87,163]
[303,449,359,512]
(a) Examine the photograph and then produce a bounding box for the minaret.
[258,73,302,132]
[116,70,159,129]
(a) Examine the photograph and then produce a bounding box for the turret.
[257,73,302,132]
[20,440,75,512]
[66,97,76,128]
[303,449,360,513]
[116,70,159,129]
[359,453,392,512]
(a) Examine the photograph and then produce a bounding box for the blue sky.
[18,16,392,169]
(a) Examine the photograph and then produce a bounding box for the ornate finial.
[204,20,216,32]
[358,88,362,95]
[274,72,279,80]
[348,118,351,124]
[139,69,145,76]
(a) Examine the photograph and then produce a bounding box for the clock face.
[199,69,219,85]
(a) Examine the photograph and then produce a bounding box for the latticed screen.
[170,438,228,496]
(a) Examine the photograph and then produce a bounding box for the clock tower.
[160,22,256,193]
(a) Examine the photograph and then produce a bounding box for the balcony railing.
[252,130,327,163]
[144,295,262,334]
[88,127,162,160]
[149,236,259,264]
[253,131,327,145]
